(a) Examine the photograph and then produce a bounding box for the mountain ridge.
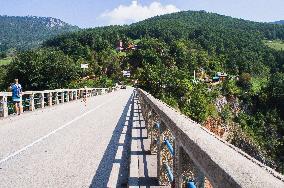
[273,20,284,25]
[0,15,80,52]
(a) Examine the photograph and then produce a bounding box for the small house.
[217,72,228,81]
[116,41,124,52]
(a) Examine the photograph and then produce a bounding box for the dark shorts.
[12,97,21,104]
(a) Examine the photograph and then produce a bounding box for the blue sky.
[0,0,284,28]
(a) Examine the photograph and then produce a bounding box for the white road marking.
[0,97,116,164]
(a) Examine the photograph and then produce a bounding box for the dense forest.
[1,10,284,173]
[0,15,79,53]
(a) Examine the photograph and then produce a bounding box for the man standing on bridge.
[10,79,23,115]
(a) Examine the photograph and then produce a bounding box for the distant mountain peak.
[46,17,66,27]
[24,15,71,28]
[272,20,284,25]
[0,15,80,52]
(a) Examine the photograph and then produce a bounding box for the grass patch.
[0,57,12,66]
[264,40,284,51]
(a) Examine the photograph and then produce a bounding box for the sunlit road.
[0,88,134,188]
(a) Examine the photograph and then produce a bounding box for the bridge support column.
[0,95,8,118]
[29,94,35,111]
[48,92,53,106]
[40,93,45,108]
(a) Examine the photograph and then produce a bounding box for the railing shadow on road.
[89,93,134,188]
[128,93,159,187]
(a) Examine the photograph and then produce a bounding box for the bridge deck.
[0,88,136,187]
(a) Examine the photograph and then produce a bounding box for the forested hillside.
[0,15,79,52]
[1,10,284,173]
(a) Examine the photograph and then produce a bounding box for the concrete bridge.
[0,87,284,187]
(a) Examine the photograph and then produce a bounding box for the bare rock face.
[204,97,276,169]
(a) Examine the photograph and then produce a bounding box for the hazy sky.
[0,0,284,28]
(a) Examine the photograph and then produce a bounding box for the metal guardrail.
[137,88,284,188]
[0,86,119,118]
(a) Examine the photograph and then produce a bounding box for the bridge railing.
[0,86,119,118]
[137,89,284,188]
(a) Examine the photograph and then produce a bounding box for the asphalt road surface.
[0,88,134,188]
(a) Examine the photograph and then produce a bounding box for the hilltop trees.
[5,49,80,90]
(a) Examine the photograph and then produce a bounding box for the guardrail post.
[61,91,65,103]
[85,89,88,98]
[20,97,23,114]
[0,94,8,118]
[70,90,73,101]
[48,92,53,106]
[174,141,182,188]
[40,93,45,108]
[156,122,162,184]
[74,90,78,100]
[29,93,35,111]
[66,91,70,102]
[79,89,82,98]
[55,92,59,105]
